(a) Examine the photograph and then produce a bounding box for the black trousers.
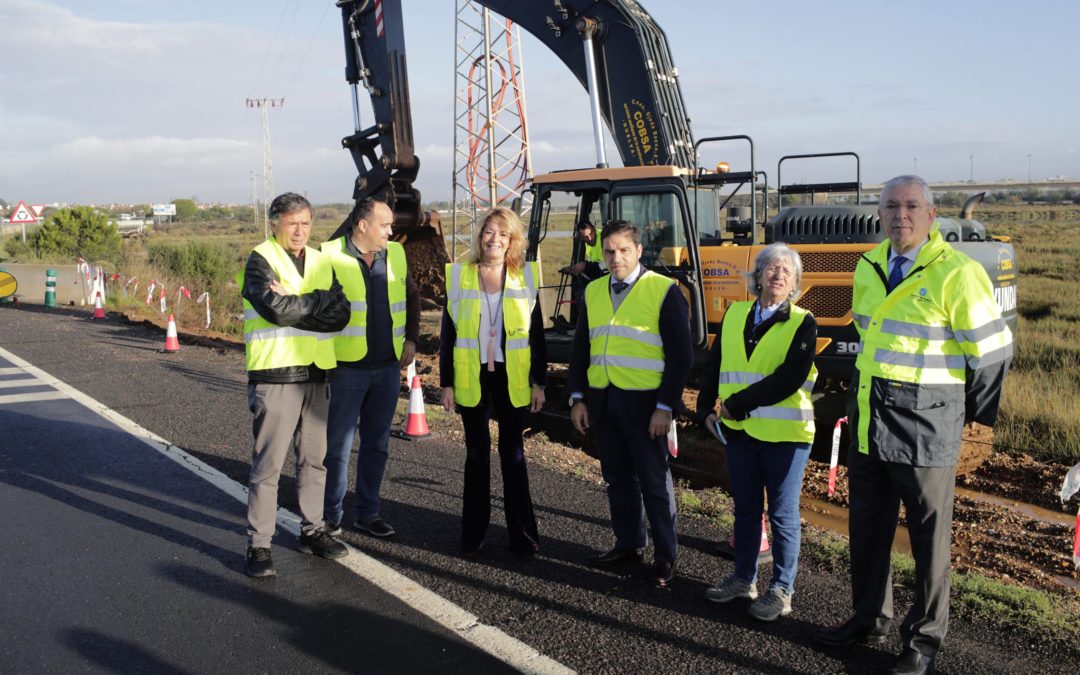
[591,386,677,564]
[848,447,957,655]
[458,363,539,554]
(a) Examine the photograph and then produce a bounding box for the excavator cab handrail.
[693,134,759,244]
[777,152,862,209]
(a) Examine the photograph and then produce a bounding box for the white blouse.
[478,290,505,363]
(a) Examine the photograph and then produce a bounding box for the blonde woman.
[439,208,547,559]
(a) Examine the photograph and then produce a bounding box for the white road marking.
[0,367,25,375]
[0,390,69,405]
[0,377,46,389]
[0,345,573,675]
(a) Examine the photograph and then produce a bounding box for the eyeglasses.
[881,202,929,214]
[764,264,794,278]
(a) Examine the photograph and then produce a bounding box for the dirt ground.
[162,308,1080,600]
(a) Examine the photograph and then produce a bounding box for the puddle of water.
[954,486,1074,527]
[800,494,913,555]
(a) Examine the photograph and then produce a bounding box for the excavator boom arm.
[473,0,695,169]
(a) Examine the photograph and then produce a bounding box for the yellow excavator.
[330,0,1018,464]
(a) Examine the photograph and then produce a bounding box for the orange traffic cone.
[91,291,106,320]
[758,513,771,554]
[399,375,431,439]
[163,314,180,353]
[716,512,773,564]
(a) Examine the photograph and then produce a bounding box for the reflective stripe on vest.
[851,228,1013,454]
[446,261,538,408]
[241,237,337,372]
[585,270,672,391]
[716,301,817,443]
[320,237,408,360]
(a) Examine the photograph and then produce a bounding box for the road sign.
[30,204,45,217]
[9,201,36,224]
[0,271,17,299]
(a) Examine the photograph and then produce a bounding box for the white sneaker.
[704,573,758,603]
[749,585,793,621]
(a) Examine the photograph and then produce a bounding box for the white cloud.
[51,135,253,167]
[2,0,211,62]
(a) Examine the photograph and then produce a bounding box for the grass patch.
[951,572,1079,646]
[980,205,1080,462]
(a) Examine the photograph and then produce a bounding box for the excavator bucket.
[330,187,450,305]
[393,209,449,305]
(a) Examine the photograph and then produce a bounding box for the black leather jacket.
[241,246,350,384]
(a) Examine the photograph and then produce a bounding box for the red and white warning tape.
[1061,462,1080,569]
[196,292,211,329]
[828,417,847,498]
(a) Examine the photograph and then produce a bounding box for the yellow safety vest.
[446,261,539,408]
[850,227,1013,454]
[585,271,673,390]
[717,301,817,443]
[240,237,337,372]
[320,237,408,360]
[585,227,603,263]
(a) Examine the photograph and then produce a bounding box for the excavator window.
[613,192,687,267]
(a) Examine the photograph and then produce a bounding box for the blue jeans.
[324,363,400,525]
[725,431,810,594]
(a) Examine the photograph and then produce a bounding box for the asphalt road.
[0,304,1069,674]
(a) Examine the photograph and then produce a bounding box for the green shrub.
[31,206,121,264]
[3,235,35,261]
[146,240,237,288]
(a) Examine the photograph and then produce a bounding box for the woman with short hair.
[696,242,818,621]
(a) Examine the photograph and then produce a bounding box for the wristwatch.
[568,396,583,408]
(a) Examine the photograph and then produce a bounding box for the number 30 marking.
[836,341,860,354]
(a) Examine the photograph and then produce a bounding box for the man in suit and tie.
[568,219,692,588]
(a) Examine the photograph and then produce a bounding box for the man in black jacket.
[568,220,692,587]
[240,192,351,578]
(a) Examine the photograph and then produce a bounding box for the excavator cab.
[525,166,709,363]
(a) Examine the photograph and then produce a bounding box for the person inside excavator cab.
[562,220,607,322]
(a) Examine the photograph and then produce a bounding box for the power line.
[250,1,294,94]
[267,0,303,93]
[283,0,335,97]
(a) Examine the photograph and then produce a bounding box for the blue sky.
[1,0,1076,205]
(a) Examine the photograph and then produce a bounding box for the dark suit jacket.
[567,274,692,421]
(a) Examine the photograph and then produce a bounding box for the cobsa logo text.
[703,267,735,277]
[699,262,743,275]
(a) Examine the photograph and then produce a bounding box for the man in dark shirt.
[567,220,692,587]
[322,198,421,538]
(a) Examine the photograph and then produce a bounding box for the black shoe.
[508,543,539,560]
[245,547,276,578]
[353,517,396,538]
[651,560,675,588]
[888,648,936,675]
[814,617,890,648]
[462,543,485,560]
[588,547,644,568]
[299,529,349,560]
[325,520,342,537]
